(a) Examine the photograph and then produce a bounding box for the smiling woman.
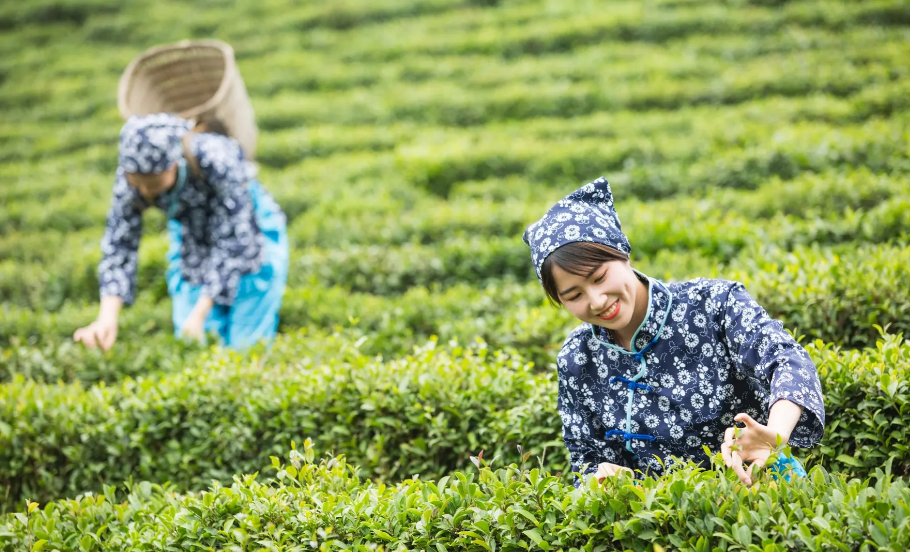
[523,177,821,489]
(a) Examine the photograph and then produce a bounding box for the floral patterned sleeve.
[557,337,617,487]
[721,282,826,448]
[98,169,144,305]
[192,133,262,306]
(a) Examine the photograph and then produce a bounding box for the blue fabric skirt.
[165,180,288,350]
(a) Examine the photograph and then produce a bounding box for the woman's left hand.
[181,314,206,342]
[181,296,214,343]
[720,413,783,486]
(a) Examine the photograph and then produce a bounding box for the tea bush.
[5,331,910,512]
[3,438,910,551]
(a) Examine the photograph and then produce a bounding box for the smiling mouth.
[597,300,620,321]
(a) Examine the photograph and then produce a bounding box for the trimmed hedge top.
[3,439,910,551]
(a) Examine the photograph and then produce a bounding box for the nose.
[590,294,609,315]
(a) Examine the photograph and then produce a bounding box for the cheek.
[564,300,589,318]
[615,275,634,297]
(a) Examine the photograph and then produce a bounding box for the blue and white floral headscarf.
[118,113,194,174]
[522,177,632,280]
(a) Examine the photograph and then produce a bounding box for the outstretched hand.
[720,413,782,486]
[594,462,633,483]
[73,318,118,351]
[180,314,206,342]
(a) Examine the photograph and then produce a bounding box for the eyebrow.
[558,266,602,296]
[557,285,577,297]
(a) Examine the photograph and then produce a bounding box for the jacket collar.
[591,270,672,352]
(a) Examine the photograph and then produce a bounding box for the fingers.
[99,326,115,351]
[595,463,632,483]
[747,456,767,480]
[734,413,759,428]
[180,319,205,342]
[721,427,734,467]
[74,326,99,349]
[74,323,116,350]
[723,425,753,486]
[730,450,752,486]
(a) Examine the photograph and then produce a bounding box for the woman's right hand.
[73,318,119,351]
[594,462,633,482]
[73,296,123,351]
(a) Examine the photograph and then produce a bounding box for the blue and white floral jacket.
[557,271,825,482]
[99,133,270,306]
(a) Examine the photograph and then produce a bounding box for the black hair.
[540,241,630,306]
[195,116,229,136]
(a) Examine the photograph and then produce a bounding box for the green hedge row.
[732,243,910,349]
[0,337,555,510]
[4,439,910,551]
[4,331,910,519]
[335,0,909,61]
[3,0,895,104]
[6,88,906,234]
[9,187,904,310]
[244,24,903,98]
[285,166,902,248]
[286,190,542,248]
[0,232,168,312]
[4,242,910,374]
[4,98,906,240]
[396,115,909,197]
[282,242,910,360]
[292,190,910,295]
[1,334,205,386]
[293,236,532,294]
[256,51,903,128]
[5,75,906,168]
[0,0,471,43]
[0,294,172,348]
[257,77,908,170]
[3,163,906,309]
[10,20,905,135]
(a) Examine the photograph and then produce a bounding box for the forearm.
[99,295,123,322]
[766,399,803,444]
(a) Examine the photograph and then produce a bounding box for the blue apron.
[165,162,288,350]
[767,454,808,482]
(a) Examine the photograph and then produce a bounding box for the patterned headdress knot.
[522,177,631,280]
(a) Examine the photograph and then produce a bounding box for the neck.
[613,276,650,350]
